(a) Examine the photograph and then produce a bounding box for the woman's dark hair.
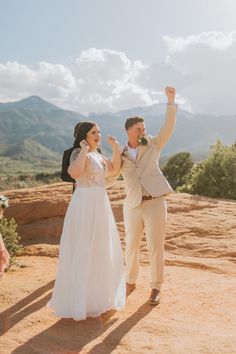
[73,121,96,148]
[73,121,102,154]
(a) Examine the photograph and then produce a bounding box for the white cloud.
[138,31,236,114]
[0,61,36,101]
[162,31,236,114]
[0,35,236,115]
[70,48,150,112]
[0,49,153,114]
[163,31,236,53]
[0,61,75,105]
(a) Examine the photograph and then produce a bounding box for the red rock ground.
[1,182,236,353]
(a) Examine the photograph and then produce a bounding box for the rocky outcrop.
[3,181,236,271]
[4,183,73,244]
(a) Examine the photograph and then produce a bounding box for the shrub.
[162,152,194,189]
[179,140,236,200]
[0,217,22,259]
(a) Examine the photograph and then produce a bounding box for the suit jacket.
[120,103,177,209]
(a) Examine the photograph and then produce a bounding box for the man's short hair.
[125,116,144,130]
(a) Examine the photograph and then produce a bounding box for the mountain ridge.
[0,95,62,112]
[0,96,235,162]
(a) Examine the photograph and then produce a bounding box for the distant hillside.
[90,107,236,155]
[0,95,60,112]
[3,139,61,162]
[0,96,236,163]
[0,96,85,155]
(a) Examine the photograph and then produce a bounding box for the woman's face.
[85,124,101,150]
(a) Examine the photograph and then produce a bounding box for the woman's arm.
[104,136,121,176]
[68,141,89,179]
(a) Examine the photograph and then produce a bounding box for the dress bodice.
[70,149,106,188]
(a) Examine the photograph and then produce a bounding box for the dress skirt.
[47,186,125,320]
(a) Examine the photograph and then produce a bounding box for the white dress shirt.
[126,144,139,161]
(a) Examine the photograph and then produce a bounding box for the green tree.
[162,152,194,189]
[179,140,236,200]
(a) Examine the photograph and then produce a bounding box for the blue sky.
[1,0,236,64]
[1,0,236,114]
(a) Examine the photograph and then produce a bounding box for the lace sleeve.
[70,148,81,163]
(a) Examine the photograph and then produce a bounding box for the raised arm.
[103,136,121,177]
[68,141,89,179]
[154,87,177,151]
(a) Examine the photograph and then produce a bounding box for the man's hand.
[165,86,176,104]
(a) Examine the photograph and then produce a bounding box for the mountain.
[0,96,236,165]
[89,107,236,156]
[0,95,60,112]
[3,139,61,162]
[0,96,86,155]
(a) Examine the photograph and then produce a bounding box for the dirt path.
[1,254,235,354]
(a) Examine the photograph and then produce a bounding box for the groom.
[120,86,177,305]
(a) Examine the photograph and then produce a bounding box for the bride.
[48,121,126,320]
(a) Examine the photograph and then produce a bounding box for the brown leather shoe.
[148,289,160,305]
[126,282,136,296]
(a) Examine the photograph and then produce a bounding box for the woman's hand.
[107,135,120,148]
[68,140,88,178]
[79,139,89,151]
[106,135,121,176]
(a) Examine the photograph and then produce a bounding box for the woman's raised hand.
[79,139,89,151]
[107,135,120,148]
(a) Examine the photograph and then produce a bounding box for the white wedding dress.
[48,150,125,320]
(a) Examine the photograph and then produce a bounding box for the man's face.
[127,122,146,142]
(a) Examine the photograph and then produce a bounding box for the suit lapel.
[136,144,148,163]
[122,143,149,164]
[121,147,136,164]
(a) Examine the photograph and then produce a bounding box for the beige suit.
[120,103,177,289]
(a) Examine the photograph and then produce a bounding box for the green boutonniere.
[138,136,149,146]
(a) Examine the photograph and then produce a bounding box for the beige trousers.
[123,196,167,290]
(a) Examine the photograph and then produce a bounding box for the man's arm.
[153,87,177,151]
